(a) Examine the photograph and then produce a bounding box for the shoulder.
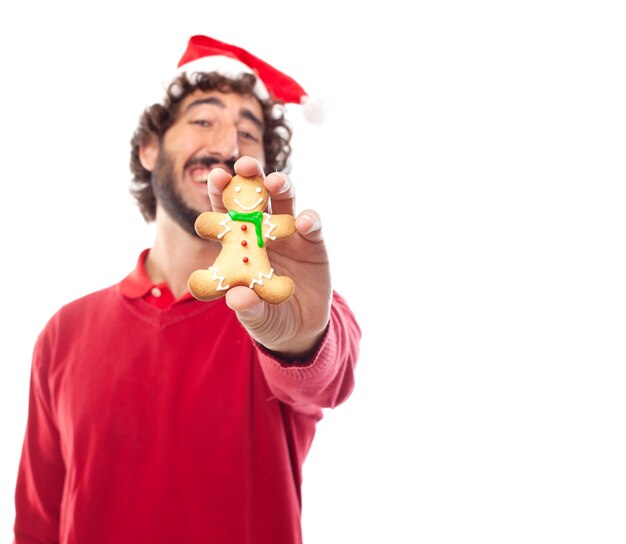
[31,283,120,371]
[40,284,120,337]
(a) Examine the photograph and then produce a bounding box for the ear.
[139,134,159,172]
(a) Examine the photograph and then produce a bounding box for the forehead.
[178,89,265,122]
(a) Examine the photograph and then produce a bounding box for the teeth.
[191,171,209,183]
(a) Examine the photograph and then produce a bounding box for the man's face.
[150,89,266,236]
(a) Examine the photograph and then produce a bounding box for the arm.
[207,157,360,362]
[194,211,229,240]
[266,213,296,239]
[255,291,360,410]
[14,330,65,543]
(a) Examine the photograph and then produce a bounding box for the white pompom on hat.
[175,35,324,124]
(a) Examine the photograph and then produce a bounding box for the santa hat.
[175,35,324,124]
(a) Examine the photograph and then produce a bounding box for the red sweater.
[14,252,360,543]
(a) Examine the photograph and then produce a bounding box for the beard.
[151,151,204,238]
[151,152,237,238]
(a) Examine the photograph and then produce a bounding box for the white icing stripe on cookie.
[263,213,277,241]
[217,216,231,239]
[249,268,274,288]
[208,266,230,290]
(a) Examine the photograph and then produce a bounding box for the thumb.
[225,287,267,327]
[235,300,266,326]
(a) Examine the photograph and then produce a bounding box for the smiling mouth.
[187,159,236,184]
[234,198,263,210]
[190,168,210,183]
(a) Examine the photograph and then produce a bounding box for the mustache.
[184,156,236,176]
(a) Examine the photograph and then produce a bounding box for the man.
[14,35,360,544]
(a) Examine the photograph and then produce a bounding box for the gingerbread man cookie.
[188,174,296,304]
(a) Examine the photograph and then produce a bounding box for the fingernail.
[274,172,291,194]
[297,213,318,234]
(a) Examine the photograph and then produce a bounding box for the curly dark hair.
[129,72,293,221]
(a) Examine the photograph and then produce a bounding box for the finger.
[265,172,295,216]
[234,156,265,178]
[295,209,324,243]
[207,167,232,212]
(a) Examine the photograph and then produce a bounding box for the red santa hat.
[175,35,324,124]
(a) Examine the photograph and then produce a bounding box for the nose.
[205,122,240,162]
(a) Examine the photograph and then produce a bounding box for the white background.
[1,1,625,542]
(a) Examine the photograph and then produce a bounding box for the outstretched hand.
[207,156,331,360]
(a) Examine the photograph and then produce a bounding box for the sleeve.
[255,291,361,411]
[14,327,65,543]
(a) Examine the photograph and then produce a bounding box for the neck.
[146,208,220,299]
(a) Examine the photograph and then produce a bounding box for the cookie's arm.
[265,214,296,240]
[195,212,229,240]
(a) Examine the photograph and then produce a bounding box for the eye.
[192,119,213,128]
[239,130,260,143]
[256,187,262,193]
[235,186,241,193]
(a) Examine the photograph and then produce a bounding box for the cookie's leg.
[249,268,295,304]
[188,267,230,301]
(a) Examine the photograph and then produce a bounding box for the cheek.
[163,127,198,160]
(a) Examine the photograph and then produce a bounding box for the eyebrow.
[185,97,265,131]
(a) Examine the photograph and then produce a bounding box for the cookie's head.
[223,175,269,213]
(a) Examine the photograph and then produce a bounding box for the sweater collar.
[119,249,193,304]
[120,249,154,298]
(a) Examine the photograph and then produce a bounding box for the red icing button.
[241,225,247,231]
[241,240,247,247]
[243,257,249,263]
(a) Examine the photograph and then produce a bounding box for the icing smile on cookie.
[234,197,264,210]
[232,184,265,210]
